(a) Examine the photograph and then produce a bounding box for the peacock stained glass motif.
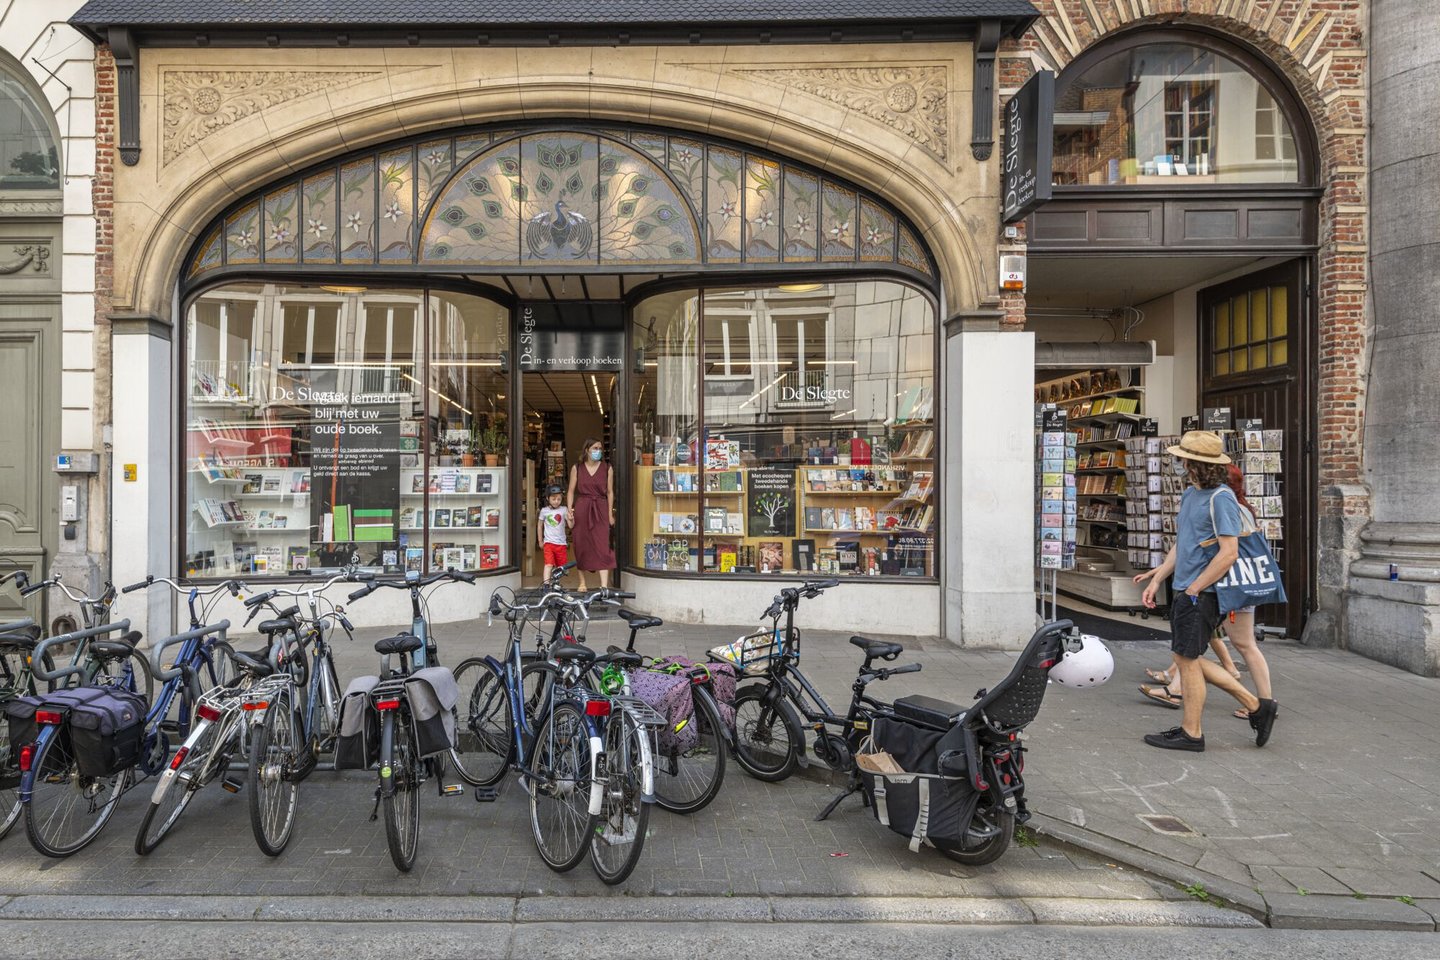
[187,125,932,282]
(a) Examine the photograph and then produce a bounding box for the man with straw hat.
[1133,430,1277,751]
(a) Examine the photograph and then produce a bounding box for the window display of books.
[399,467,508,572]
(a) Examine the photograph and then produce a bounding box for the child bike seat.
[850,636,904,660]
[893,694,965,727]
[374,633,423,655]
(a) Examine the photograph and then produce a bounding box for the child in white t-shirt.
[538,484,570,581]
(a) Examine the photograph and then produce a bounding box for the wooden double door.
[1198,259,1310,637]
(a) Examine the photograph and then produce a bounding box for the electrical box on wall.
[54,452,99,474]
[1000,254,1026,291]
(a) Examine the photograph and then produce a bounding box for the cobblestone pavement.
[3,614,1436,931]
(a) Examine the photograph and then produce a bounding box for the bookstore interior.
[184,278,938,583]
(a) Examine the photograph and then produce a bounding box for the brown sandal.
[1140,684,1183,709]
[1144,668,1171,684]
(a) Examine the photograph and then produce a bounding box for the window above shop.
[0,59,60,192]
[1053,39,1303,187]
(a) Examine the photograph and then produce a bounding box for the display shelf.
[400,492,502,498]
[1070,412,1143,425]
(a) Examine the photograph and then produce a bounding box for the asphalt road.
[0,921,1433,960]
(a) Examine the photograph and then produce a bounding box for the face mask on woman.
[590,449,603,462]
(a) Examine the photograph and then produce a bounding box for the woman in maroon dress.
[566,438,616,590]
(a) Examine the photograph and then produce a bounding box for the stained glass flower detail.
[230,228,255,246]
[424,150,447,167]
[793,213,813,232]
[752,211,775,229]
[307,218,328,238]
[382,201,403,223]
[269,226,290,243]
[829,220,851,240]
[346,212,364,234]
[863,226,888,245]
[718,201,738,223]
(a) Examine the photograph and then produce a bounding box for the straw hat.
[1166,430,1231,464]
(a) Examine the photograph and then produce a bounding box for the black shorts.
[1170,591,1221,659]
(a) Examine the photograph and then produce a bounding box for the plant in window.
[478,419,508,467]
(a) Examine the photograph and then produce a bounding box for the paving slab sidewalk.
[343,615,1440,930]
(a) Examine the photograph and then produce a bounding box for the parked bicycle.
[470,585,662,884]
[340,569,476,872]
[14,577,237,858]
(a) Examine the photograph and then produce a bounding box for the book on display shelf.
[479,545,500,569]
[758,541,784,573]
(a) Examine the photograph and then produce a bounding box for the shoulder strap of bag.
[1206,486,1256,541]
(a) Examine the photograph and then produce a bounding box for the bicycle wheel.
[653,685,726,815]
[91,649,154,706]
[450,657,513,788]
[0,648,50,841]
[529,700,594,873]
[731,684,803,782]
[936,808,1016,867]
[248,690,299,857]
[590,708,653,885]
[24,728,128,858]
[379,707,421,872]
[135,717,221,855]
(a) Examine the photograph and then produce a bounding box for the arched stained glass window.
[0,59,60,191]
[1054,40,1302,186]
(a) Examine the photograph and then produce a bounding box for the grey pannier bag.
[404,666,458,758]
[335,675,379,770]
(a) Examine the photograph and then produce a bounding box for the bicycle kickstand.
[815,773,862,822]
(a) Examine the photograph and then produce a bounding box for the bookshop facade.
[77,2,1042,642]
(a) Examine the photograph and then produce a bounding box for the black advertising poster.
[747,466,796,537]
[310,403,400,566]
[1181,415,1201,432]
[1140,418,1159,437]
[1041,407,1068,430]
[1002,70,1055,224]
[1203,407,1233,431]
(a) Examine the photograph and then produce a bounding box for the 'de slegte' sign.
[1002,70,1055,224]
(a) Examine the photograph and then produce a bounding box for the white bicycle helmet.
[1049,633,1114,688]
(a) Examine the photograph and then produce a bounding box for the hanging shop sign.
[1002,70,1055,224]
[515,303,625,372]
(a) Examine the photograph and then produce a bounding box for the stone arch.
[119,79,987,322]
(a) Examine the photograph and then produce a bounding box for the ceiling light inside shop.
[778,283,824,293]
[319,285,368,295]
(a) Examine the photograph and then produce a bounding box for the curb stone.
[1030,811,1440,932]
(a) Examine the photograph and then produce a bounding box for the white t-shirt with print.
[540,506,569,545]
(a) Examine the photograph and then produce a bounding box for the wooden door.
[1199,260,1309,636]
[0,301,58,617]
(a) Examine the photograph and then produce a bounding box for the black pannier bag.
[65,686,147,777]
[858,716,981,853]
[404,667,459,758]
[335,675,380,770]
[4,695,44,760]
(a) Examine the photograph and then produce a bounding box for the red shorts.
[543,543,568,567]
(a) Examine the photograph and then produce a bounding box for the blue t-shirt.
[1172,486,1242,593]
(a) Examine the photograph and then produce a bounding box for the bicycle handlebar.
[761,578,839,619]
[32,620,133,683]
[150,621,231,683]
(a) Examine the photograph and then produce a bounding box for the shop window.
[0,60,59,191]
[1209,284,1290,377]
[632,280,936,579]
[184,283,510,578]
[1053,41,1300,185]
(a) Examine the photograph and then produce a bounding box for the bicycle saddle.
[258,618,296,635]
[229,648,274,677]
[850,635,904,660]
[0,633,41,650]
[617,609,663,630]
[374,633,423,655]
[598,649,643,669]
[90,632,142,661]
[550,641,596,664]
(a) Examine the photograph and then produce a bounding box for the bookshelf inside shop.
[1034,364,1168,610]
[632,423,935,577]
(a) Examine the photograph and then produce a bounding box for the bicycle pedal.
[473,787,499,803]
[440,783,464,797]
[220,776,243,794]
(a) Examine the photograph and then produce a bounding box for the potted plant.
[461,425,480,467]
[479,419,508,467]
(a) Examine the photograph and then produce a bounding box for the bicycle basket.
[707,630,784,676]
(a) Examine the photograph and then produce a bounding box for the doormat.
[1056,605,1171,644]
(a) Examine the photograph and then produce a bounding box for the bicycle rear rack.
[610,695,666,729]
